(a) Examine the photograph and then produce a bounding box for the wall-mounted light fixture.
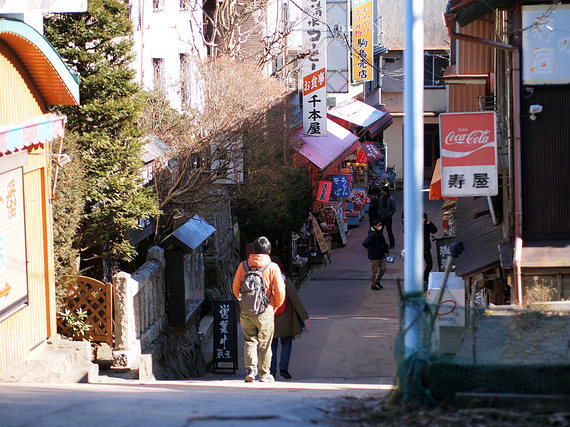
[529,104,542,121]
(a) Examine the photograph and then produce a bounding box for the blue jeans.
[270,336,293,375]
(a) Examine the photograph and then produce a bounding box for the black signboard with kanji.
[212,299,238,373]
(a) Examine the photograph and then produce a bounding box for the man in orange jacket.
[232,236,286,383]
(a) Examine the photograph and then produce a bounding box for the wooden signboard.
[213,299,238,373]
[312,219,329,254]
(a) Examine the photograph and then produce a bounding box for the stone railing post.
[112,271,141,367]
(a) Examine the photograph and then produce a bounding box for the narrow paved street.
[0,187,444,426]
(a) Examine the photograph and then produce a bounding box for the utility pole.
[401,0,425,401]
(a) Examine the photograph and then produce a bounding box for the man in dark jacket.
[377,186,396,248]
[423,213,438,289]
[362,220,390,290]
[368,189,380,227]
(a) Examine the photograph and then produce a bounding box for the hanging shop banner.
[352,0,373,82]
[0,164,28,322]
[439,111,498,197]
[331,174,350,197]
[356,148,367,164]
[360,142,384,162]
[302,0,327,137]
[316,180,332,202]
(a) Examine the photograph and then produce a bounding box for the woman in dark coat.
[270,257,309,380]
[362,220,390,290]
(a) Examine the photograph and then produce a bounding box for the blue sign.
[331,174,350,197]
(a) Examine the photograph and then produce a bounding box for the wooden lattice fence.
[57,276,113,346]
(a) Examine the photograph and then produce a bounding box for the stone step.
[0,335,99,384]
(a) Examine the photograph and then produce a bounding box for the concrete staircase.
[0,335,99,383]
[1,315,216,384]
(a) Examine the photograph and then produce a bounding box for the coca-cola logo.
[444,128,491,145]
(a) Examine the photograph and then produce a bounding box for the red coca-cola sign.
[439,112,498,197]
[440,112,496,167]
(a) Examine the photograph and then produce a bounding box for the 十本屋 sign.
[302,0,327,137]
[439,112,498,197]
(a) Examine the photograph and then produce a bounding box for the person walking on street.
[423,213,438,290]
[377,185,396,248]
[269,257,309,380]
[362,220,390,290]
[232,237,286,383]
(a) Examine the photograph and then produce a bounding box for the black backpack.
[238,260,271,315]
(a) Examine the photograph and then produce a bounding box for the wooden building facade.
[0,18,79,375]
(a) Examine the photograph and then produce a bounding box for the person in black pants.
[423,213,438,290]
[367,189,380,227]
[377,186,396,248]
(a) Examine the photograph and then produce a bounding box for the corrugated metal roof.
[0,18,79,106]
[141,136,171,164]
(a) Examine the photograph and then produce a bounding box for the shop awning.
[429,158,456,201]
[328,99,393,139]
[449,196,503,277]
[0,113,66,155]
[291,119,360,176]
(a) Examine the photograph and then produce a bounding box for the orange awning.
[429,158,456,201]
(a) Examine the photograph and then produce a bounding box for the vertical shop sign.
[331,174,350,197]
[213,299,238,373]
[302,0,327,136]
[0,166,28,322]
[439,112,498,197]
[352,0,373,82]
[311,219,329,255]
[317,180,332,202]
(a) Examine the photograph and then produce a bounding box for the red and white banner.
[316,180,332,202]
[439,111,498,197]
[302,0,327,137]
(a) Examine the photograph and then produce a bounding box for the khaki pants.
[240,310,275,378]
[370,258,387,285]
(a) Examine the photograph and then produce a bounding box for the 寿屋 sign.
[439,111,498,197]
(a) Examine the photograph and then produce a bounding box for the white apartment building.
[129,0,206,112]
